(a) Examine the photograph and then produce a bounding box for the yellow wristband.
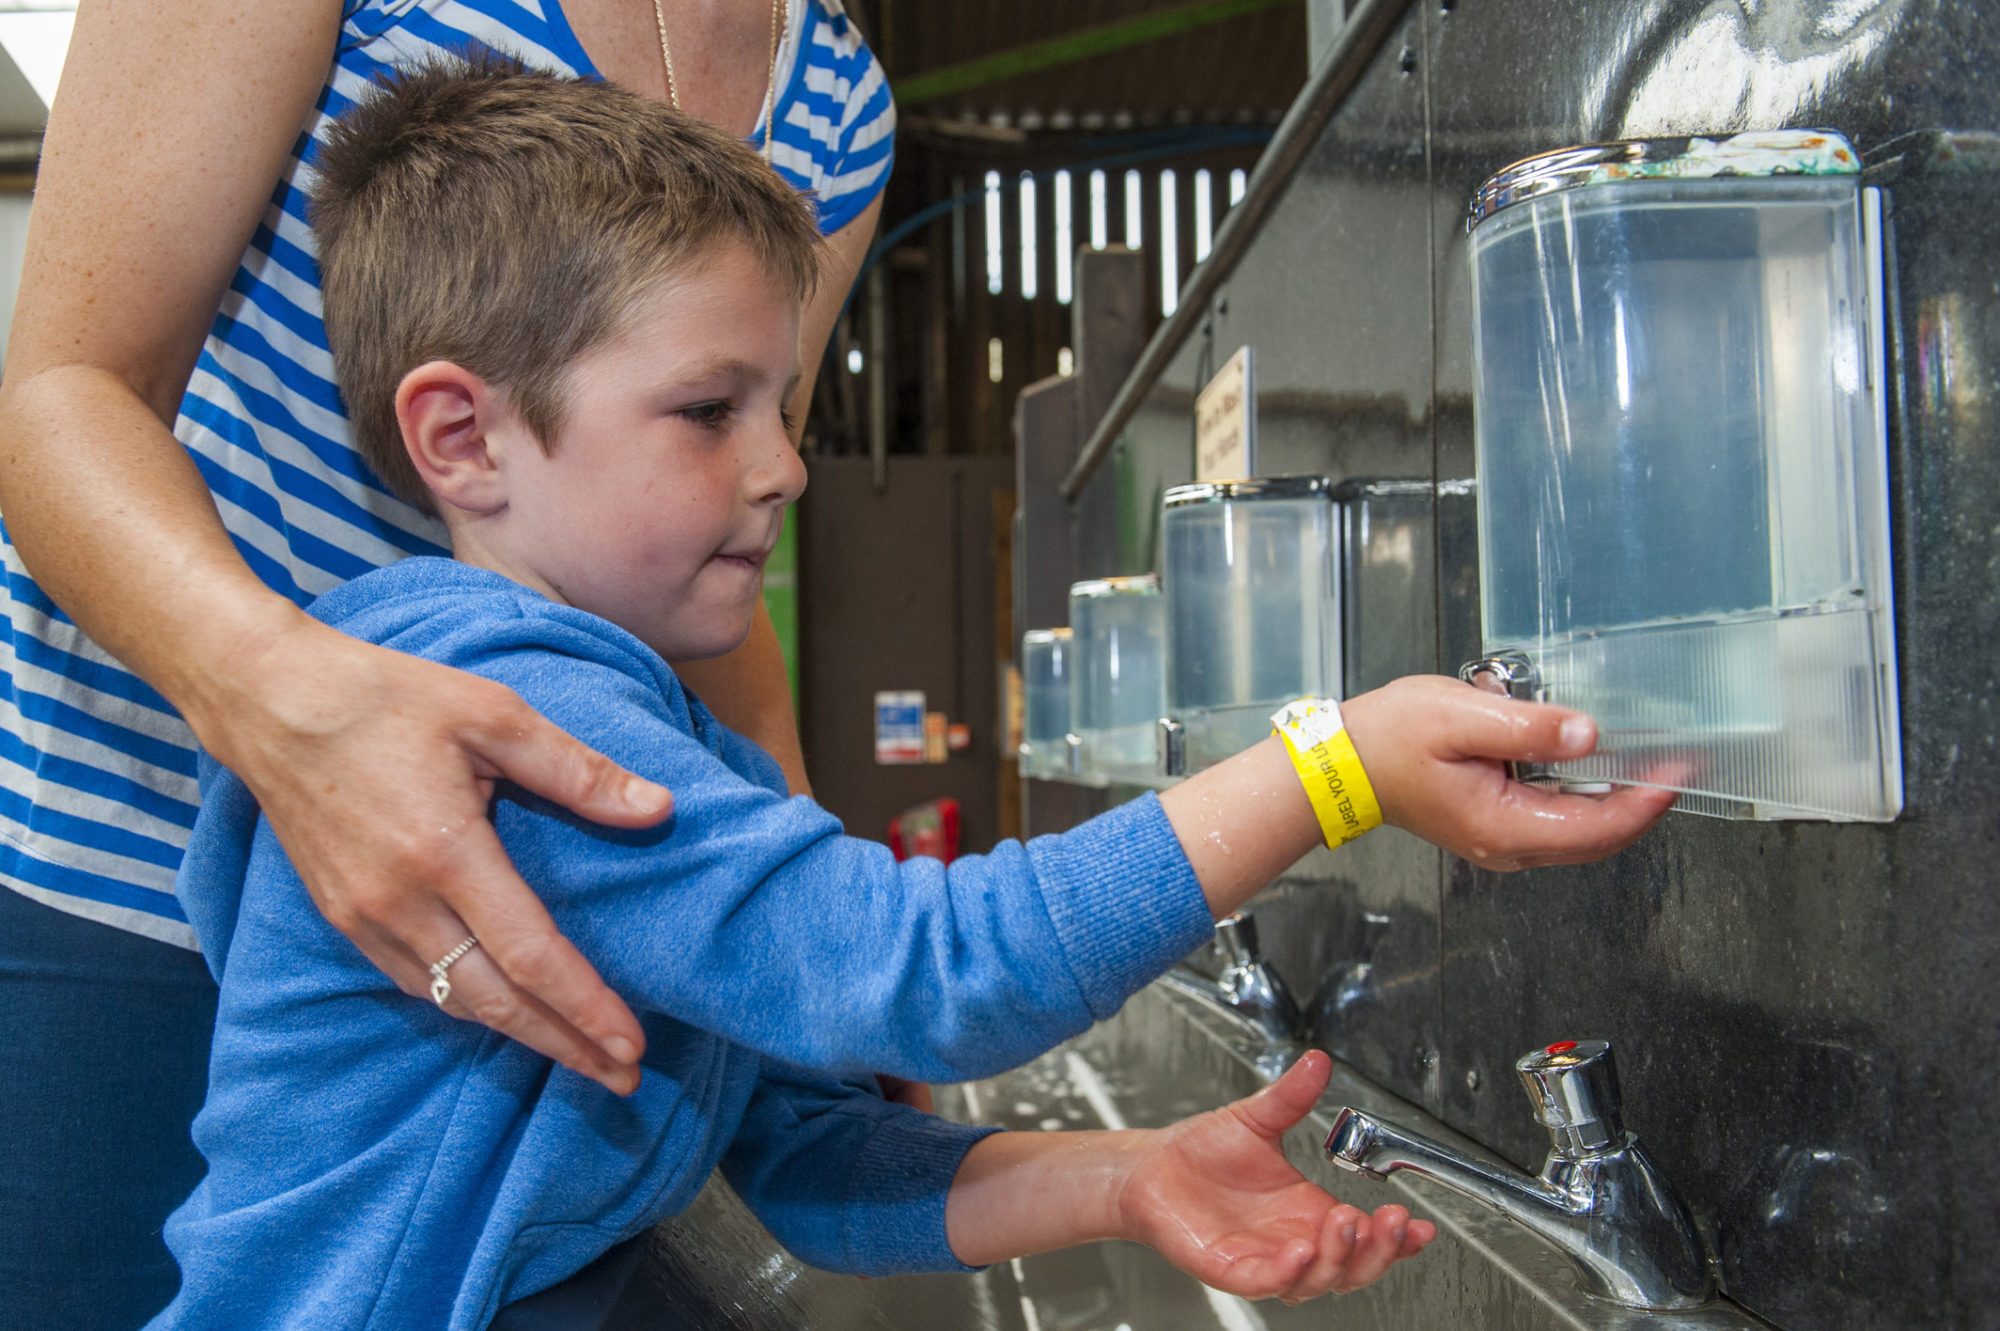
[1270,698,1383,849]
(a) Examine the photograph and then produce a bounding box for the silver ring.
[428,935,480,1007]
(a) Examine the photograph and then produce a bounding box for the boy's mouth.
[714,546,770,573]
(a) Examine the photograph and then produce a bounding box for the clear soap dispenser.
[1068,575,1167,785]
[1161,477,1342,769]
[1019,628,1073,780]
[1464,131,1901,821]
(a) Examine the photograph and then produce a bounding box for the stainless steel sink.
[497,982,1776,1330]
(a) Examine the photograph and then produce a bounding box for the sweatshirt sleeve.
[463,624,1214,1083]
[720,1061,998,1276]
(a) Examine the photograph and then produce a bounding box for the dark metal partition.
[1018,3,2000,1326]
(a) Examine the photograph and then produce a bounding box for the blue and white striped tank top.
[0,0,893,948]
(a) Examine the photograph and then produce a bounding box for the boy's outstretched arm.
[945,1052,1433,1303]
[462,647,1664,1084]
[1159,675,1678,917]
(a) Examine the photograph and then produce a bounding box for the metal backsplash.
[1022,2,2000,1327]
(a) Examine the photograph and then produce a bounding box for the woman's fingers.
[280,810,648,1093]
[423,825,648,1080]
[429,933,642,1096]
[464,684,672,827]
[437,695,662,1076]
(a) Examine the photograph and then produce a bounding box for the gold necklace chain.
[651,0,787,163]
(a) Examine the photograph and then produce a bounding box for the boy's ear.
[395,361,517,515]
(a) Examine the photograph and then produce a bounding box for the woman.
[0,1,892,1324]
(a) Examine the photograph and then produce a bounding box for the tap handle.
[1515,1039,1625,1158]
[1214,912,1260,967]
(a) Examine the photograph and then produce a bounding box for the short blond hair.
[310,51,821,513]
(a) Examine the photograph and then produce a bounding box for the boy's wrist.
[947,1128,1160,1266]
[1327,687,1403,833]
[1269,697,1384,849]
[1101,1129,1164,1246]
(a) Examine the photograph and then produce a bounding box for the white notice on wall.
[874,690,927,765]
[1194,346,1256,482]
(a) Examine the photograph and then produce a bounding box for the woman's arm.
[668,194,881,795]
[0,0,666,1093]
[790,194,882,448]
[945,1052,1433,1301]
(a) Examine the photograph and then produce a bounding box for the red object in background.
[888,798,960,863]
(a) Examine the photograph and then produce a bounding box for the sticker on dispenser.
[1195,345,1257,482]
[874,690,926,765]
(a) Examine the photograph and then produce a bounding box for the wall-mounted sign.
[874,690,926,764]
[1195,345,1257,482]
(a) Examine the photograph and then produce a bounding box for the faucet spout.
[1161,912,1301,1044]
[1327,1107,1578,1219]
[1324,1042,1715,1311]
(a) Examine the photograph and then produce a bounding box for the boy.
[152,56,1671,1330]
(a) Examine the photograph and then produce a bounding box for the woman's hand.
[1118,1051,1434,1302]
[189,606,671,1094]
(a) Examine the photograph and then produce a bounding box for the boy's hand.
[1119,1051,1434,1303]
[1341,676,1677,871]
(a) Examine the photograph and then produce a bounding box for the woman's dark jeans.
[0,886,217,1328]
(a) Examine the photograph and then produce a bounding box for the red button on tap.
[1544,1040,1579,1055]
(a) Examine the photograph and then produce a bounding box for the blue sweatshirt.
[154,558,1212,1330]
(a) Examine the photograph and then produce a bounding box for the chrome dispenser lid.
[1069,572,1160,599]
[1329,477,1435,503]
[1469,129,1860,230]
[1163,475,1334,508]
[1021,627,1072,645]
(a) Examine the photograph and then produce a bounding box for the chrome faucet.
[1161,912,1301,1044]
[1324,1040,1715,1310]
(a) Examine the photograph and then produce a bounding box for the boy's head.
[311,53,820,660]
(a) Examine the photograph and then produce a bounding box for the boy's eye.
[679,400,735,429]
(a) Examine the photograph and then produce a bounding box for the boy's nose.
[752,435,808,506]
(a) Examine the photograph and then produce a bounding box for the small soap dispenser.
[1019,628,1073,780]
[1068,574,1167,785]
